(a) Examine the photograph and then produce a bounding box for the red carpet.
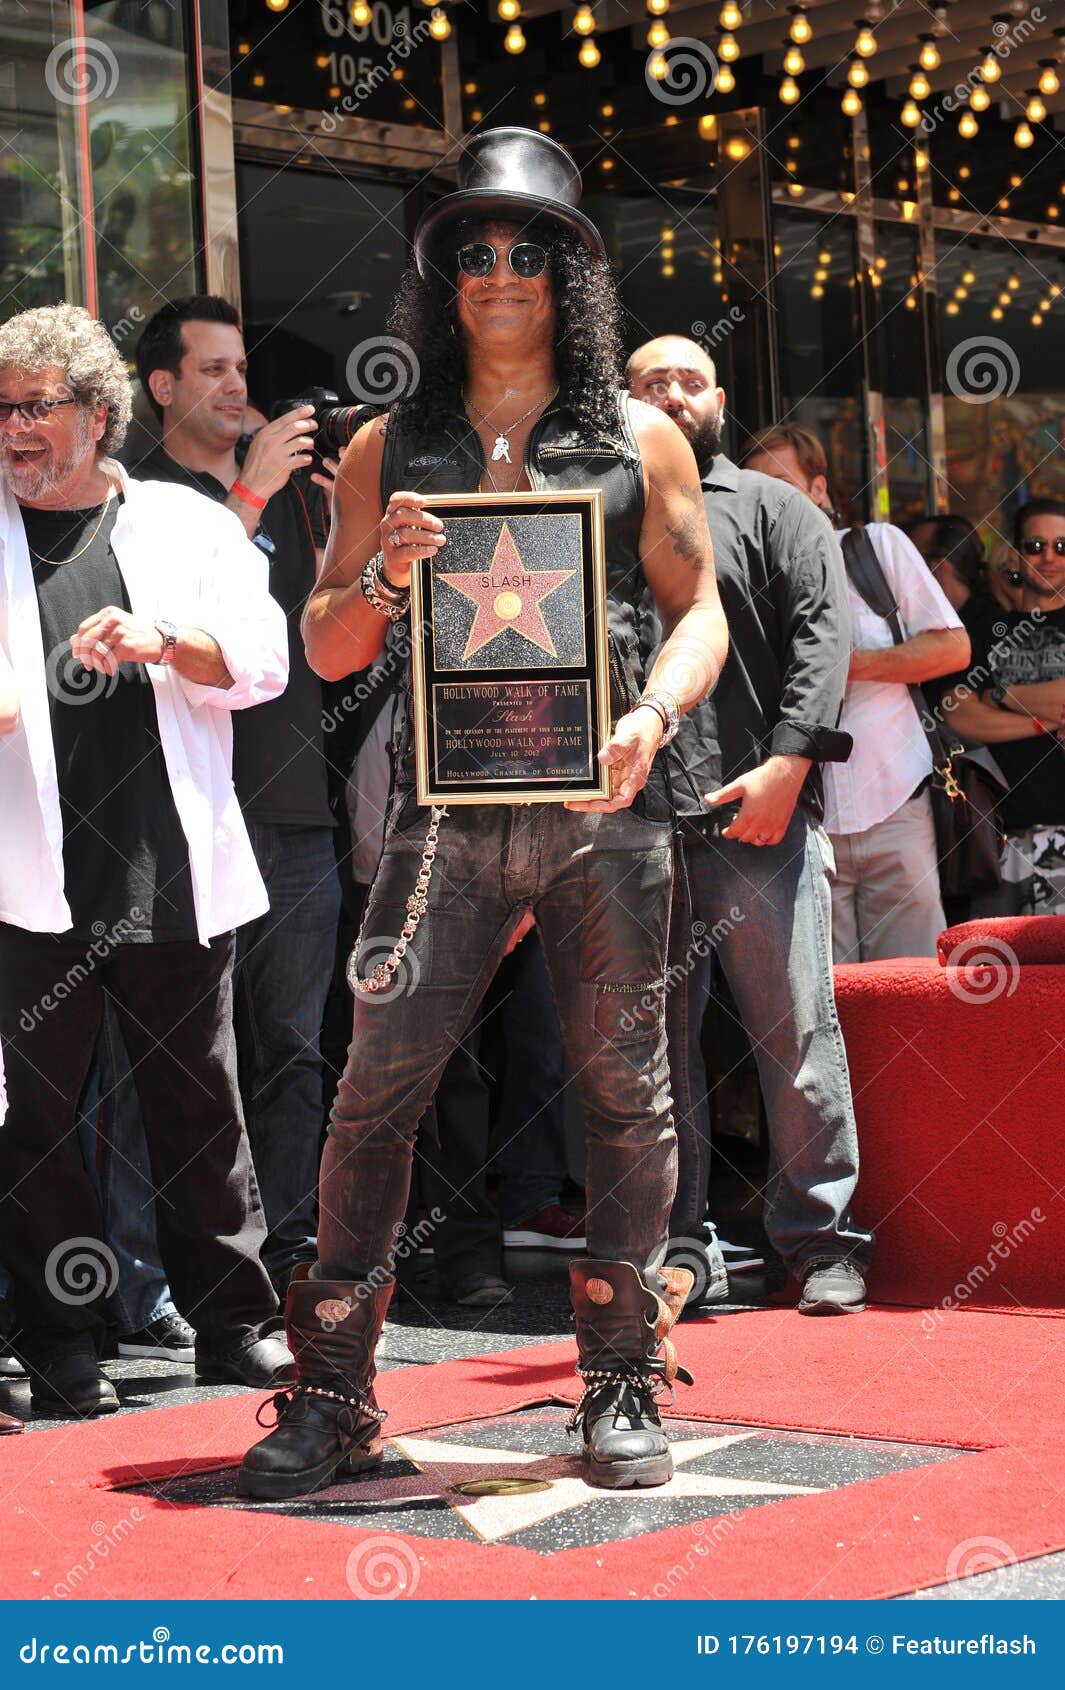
[834,956,1064,1310]
[4,1305,1064,1601]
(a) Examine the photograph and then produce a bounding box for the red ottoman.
[833,919,1063,1312]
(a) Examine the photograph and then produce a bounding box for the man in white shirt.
[0,304,293,1418]
[743,424,970,962]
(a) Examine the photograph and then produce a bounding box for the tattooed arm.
[565,402,728,813]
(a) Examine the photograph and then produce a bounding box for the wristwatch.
[988,683,1009,711]
[155,619,178,665]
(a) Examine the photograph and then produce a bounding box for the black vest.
[381,391,669,818]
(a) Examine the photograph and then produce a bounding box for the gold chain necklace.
[27,488,115,567]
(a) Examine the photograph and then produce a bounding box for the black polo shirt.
[135,443,333,830]
[652,453,853,833]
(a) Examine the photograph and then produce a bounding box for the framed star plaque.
[409,490,611,805]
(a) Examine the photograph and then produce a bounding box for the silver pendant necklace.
[465,389,558,465]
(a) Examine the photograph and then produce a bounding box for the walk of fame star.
[439,522,575,661]
[386,1429,819,1544]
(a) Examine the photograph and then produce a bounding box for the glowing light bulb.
[497,0,520,19]
[842,88,862,116]
[573,4,596,35]
[970,84,990,112]
[647,0,671,13]
[265,0,288,10]
[990,306,1004,321]
[724,135,750,160]
[578,36,599,65]
[719,2,741,30]
[848,59,869,89]
[1014,120,1035,148]
[1038,63,1060,98]
[504,22,525,52]
[719,32,741,62]
[1027,93,1047,123]
[428,9,450,39]
[779,75,800,104]
[647,19,669,46]
[1032,312,1044,326]
[955,285,969,299]
[810,284,824,299]
[717,64,735,93]
[789,7,811,45]
[918,39,941,72]
[855,24,877,58]
[962,270,976,286]
[1007,276,1021,291]
[532,89,547,106]
[945,301,959,315]
[901,99,921,128]
[909,69,931,102]
[958,111,978,139]
[698,113,717,140]
[980,52,1001,84]
[350,0,371,24]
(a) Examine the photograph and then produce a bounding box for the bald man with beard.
[627,336,874,1317]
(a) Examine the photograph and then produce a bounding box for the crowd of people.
[1,125,1061,1489]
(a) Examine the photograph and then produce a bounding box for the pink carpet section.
[834,957,1063,1310]
[3,1307,1064,1601]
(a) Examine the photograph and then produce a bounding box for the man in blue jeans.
[135,298,341,1294]
[628,337,874,1315]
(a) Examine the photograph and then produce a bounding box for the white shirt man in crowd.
[0,304,294,1418]
[743,423,970,962]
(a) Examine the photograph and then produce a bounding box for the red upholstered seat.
[834,936,1063,1311]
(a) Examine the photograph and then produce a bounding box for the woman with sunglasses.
[942,498,1065,914]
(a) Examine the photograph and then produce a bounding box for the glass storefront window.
[937,231,1065,542]
[1,6,86,312]
[1,3,200,344]
[773,207,865,521]
[876,221,930,526]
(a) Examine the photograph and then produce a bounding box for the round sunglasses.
[1019,535,1065,558]
[457,241,548,280]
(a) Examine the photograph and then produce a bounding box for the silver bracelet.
[637,689,681,746]
[360,552,409,622]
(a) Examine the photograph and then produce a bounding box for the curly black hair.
[387,216,623,441]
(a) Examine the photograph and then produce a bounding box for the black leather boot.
[568,1259,693,1490]
[237,1267,393,1500]
[21,1329,119,1419]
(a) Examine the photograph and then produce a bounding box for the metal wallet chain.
[347,805,448,995]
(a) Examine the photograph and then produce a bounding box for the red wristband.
[1033,719,1048,735]
[231,479,267,512]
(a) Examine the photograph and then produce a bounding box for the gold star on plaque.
[439,522,575,661]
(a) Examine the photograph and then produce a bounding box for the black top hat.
[413,127,606,281]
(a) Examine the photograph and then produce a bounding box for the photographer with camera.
[133,296,342,1297]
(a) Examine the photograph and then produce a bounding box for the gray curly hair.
[0,303,132,455]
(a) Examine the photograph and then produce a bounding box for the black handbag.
[840,529,1007,898]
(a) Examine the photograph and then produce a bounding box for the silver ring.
[755,833,768,843]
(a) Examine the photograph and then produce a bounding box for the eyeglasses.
[457,242,548,280]
[0,397,78,424]
[1019,535,1065,558]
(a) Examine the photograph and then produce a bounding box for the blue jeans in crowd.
[234,824,341,1292]
[318,795,676,1291]
[75,1001,177,1335]
[667,808,874,1277]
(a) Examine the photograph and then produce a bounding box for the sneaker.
[117,1312,196,1364]
[798,1259,867,1316]
[446,1273,513,1308]
[503,1205,587,1251]
[718,1237,766,1274]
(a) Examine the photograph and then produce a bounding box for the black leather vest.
[380,391,670,817]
